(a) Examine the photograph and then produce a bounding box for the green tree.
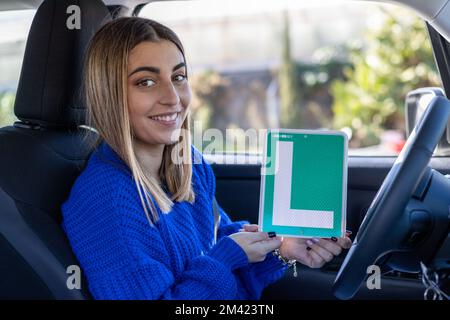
[189,70,230,130]
[0,91,16,127]
[278,11,301,128]
[331,11,440,148]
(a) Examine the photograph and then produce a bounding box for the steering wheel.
[333,96,450,300]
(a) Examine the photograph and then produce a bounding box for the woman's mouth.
[148,112,180,127]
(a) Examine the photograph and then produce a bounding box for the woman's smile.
[148,111,181,128]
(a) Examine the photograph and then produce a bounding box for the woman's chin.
[157,136,182,146]
[164,139,180,146]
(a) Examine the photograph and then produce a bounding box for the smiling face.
[127,40,191,146]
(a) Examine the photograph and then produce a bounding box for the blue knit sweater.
[61,141,286,300]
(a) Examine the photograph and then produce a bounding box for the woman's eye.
[137,79,156,87]
[173,74,187,82]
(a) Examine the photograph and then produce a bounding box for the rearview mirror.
[405,87,450,155]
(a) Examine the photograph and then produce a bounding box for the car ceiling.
[0,0,146,11]
[2,0,450,42]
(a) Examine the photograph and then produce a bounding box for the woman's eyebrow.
[128,62,186,77]
[128,66,159,77]
[172,62,186,72]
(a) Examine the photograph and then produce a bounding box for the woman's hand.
[241,224,352,268]
[279,234,352,268]
[229,231,281,263]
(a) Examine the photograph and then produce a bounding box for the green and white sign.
[258,129,348,238]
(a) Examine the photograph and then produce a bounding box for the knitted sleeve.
[196,148,287,300]
[217,201,288,300]
[62,164,249,300]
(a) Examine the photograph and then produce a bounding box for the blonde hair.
[81,17,195,223]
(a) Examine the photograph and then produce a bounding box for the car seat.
[0,0,111,299]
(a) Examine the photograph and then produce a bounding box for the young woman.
[61,17,352,300]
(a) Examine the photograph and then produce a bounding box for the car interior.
[1,0,450,300]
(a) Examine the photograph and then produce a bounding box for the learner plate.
[258,129,348,238]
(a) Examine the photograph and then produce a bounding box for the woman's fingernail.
[346,230,352,235]
[311,238,320,243]
[306,239,314,246]
[268,231,276,238]
[331,237,338,242]
[306,246,312,251]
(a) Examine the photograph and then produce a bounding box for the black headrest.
[14,0,112,129]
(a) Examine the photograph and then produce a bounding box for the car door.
[208,13,450,299]
[211,156,450,299]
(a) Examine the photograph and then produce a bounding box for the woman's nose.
[159,81,180,106]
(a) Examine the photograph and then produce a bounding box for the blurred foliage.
[0,91,16,127]
[278,11,350,130]
[278,11,301,128]
[190,70,230,130]
[188,8,441,153]
[291,59,350,129]
[189,70,231,151]
[331,11,441,148]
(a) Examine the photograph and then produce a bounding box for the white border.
[258,129,348,238]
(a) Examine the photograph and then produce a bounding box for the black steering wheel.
[333,96,450,300]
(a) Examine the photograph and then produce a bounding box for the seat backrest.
[0,0,111,299]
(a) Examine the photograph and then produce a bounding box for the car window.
[139,0,441,158]
[0,9,35,127]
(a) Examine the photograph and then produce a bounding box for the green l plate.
[258,129,348,238]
